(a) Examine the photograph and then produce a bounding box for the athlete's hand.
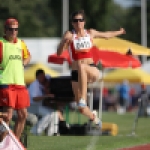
[65,38,70,43]
[63,31,72,44]
[64,38,71,46]
[120,28,126,34]
[62,38,70,49]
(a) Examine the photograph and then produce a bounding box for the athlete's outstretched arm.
[57,31,72,56]
[89,28,125,39]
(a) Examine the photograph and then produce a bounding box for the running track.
[118,144,150,150]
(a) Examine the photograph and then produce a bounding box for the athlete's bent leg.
[77,63,102,127]
[72,81,98,123]
[78,63,100,101]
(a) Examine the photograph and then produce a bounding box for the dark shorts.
[119,96,126,107]
[71,64,97,82]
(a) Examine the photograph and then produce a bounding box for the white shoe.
[92,110,102,128]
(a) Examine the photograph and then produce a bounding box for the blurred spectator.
[93,88,100,110]
[28,69,60,136]
[103,87,108,97]
[129,86,138,111]
[138,83,149,117]
[117,80,130,113]
[104,88,117,112]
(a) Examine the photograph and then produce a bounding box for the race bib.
[73,37,92,52]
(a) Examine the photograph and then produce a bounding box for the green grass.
[27,112,150,150]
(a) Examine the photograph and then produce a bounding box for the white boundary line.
[86,135,99,150]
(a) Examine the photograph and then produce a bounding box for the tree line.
[0,0,150,48]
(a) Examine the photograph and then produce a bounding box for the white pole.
[89,87,93,111]
[99,70,104,120]
[62,0,69,72]
[141,0,147,63]
[62,0,69,35]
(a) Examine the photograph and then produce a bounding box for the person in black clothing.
[138,83,149,117]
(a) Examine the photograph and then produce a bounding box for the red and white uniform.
[68,30,93,62]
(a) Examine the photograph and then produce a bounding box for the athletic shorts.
[0,85,30,109]
[71,63,97,82]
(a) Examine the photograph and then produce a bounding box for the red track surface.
[118,144,150,150]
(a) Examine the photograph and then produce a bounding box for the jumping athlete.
[57,10,125,127]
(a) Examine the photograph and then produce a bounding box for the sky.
[114,0,134,7]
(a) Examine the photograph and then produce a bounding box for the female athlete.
[57,10,125,127]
